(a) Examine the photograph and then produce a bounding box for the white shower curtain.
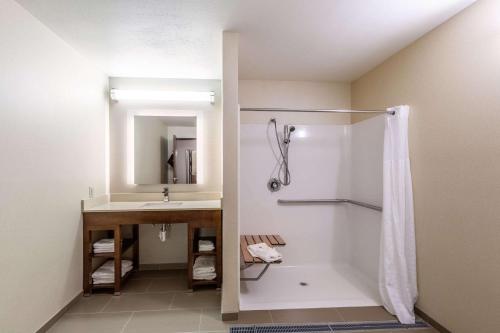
[379,105,417,324]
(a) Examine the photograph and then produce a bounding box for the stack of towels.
[193,256,216,280]
[92,260,133,285]
[247,243,283,263]
[198,240,215,252]
[93,239,115,253]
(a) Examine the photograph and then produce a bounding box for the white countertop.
[83,200,221,212]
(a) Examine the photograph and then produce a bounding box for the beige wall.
[221,32,240,316]
[239,80,351,124]
[0,0,109,331]
[108,77,222,265]
[351,1,500,332]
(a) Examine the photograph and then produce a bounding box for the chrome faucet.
[162,187,169,202]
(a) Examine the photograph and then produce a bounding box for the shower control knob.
[267,178,281,192]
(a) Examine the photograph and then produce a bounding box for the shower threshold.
[240,264,381,311]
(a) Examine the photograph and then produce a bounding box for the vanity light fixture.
[110,89,215,103]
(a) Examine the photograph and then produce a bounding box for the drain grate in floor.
[230,320,429,333]
[330,320,428,331]
[256,325,331,333]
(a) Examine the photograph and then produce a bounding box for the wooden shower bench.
[240,234,286,281]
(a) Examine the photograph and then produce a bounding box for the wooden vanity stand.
[82,208,222,296]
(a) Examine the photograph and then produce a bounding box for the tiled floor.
[48,270,437,333]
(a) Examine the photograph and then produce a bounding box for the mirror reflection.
[134,115,197,185]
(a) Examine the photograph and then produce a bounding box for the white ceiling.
[16,0,476,81]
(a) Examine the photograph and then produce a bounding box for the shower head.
[270,118,276,123]
[289,126,296,132]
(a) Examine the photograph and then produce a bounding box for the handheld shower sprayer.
[269,118,295,189]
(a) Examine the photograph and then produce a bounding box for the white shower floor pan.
[240,263,382,311]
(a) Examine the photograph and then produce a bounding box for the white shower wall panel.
[349,115,385,283]
[347,206,382,285]
[240,123,351,266]
[350,116,384,205]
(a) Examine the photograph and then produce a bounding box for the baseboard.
[222,312,239,321]
[415,307,451,333]
[139,262,187,271]
[36,291,82,333]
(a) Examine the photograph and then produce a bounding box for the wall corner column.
[221,31,240,316]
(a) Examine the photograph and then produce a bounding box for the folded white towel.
[193,272,216,280]
[93,246,114,253]
[92,266,133,284]
[94,249,113,253]
[93,268,133,285]
[94,239,114,245]
[198,240,215,251]
[247,243,282,263]
[193,256,215,275]
[93,239,114,247]
[92,260,133,279]
[93,239,116,253]
[194,268,215,276]
[194,267,215,274]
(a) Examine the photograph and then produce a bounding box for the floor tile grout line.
[169,291,177,309]
[119,312,134,333]
[197,308,202,333]
[68,306,219,316]
[268,310,275,324]
[100,295,115,313]
[102,290,187,295]
[335,308,345,322]
[145,279,154,292]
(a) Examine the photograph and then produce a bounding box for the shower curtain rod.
[240,107,395,115]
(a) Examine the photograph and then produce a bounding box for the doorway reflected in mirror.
[134,115,197,185]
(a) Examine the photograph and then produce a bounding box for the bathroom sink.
[141,201,183,208]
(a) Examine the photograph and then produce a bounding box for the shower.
[269,118,295,191]
[240,115,386,311]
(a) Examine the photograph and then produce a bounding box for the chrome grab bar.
[277,199,382,212]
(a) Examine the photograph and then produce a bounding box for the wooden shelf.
[193,251,216,256]
[83,224,141,296]
[83,210,221,295]
[92,238,136,258]
[192,279,217,286]
[189,231,220,290]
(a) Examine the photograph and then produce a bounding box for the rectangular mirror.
[134,115,197,185]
